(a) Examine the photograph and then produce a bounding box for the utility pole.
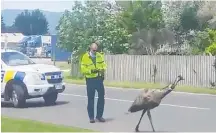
[30,24,33,35]
[53,36,56,66]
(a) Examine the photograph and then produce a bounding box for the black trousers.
[86,77,105,119]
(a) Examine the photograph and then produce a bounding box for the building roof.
[1,33,52,45]
[1,33,25,43]
[1,48,18,53]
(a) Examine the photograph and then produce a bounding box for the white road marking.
[60,93,211,110]
[67,83,216,97]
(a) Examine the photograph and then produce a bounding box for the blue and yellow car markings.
[14,72,26,81]
[4,70,16,82]
[2,70,26,83]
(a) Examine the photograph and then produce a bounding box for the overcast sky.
[1,0,76,12]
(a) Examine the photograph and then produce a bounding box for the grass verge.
[1,116,93,132]
[55,62,70,70]
[64,72,216,95]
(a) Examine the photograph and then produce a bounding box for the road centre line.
[60,93,211,110]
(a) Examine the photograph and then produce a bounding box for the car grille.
[45,72,62,84]
[47,78,63,84]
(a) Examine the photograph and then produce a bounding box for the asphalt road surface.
[2,84,216,132]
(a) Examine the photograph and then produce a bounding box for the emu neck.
[161,79,179,99]
[161,85,173,99]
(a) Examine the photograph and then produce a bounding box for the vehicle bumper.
[26,82,66,97]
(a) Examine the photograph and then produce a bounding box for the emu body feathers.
[127,75,184,132]
[128,89,163,112]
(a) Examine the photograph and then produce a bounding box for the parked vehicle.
[1,49,66,108]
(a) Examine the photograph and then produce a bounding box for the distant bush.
[190,29,216,55]
[204,29,216,55]
[205,42,216,55]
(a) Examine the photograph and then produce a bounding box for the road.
[2,84,216,132]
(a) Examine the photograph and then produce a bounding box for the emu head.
[177,75,184,82]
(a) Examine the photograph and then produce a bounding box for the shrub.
[190,29,216,54]
[205,42,216,55]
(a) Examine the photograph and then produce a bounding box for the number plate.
[55,84,62,89]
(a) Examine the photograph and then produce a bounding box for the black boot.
[96,117,106,122]
[89,119,95,123]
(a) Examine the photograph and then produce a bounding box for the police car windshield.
[1,52,35,66]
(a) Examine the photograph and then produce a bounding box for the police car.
[1,49,66,108]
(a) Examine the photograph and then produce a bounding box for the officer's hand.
[91,69,99,73]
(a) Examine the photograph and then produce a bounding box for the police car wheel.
[43,92,58,106]
[11,84,26,108]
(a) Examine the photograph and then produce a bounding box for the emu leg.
[135,109,146,132]
[147,110,155,132]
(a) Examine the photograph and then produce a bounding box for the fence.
[71,55,216,88]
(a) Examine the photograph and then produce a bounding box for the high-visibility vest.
[80,52,107,78]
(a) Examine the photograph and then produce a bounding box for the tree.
[1,16,6,33]
[14,9,48,35]
[197,1,216,29]
[205,29,216,55]
[162,1,203,30]
[116,1,177,55]
[205,42,216,55]
[31,9,49,35]
[57,1,91,61]
[161,1,204,50]
[180,5,199,32]
[162,1,185,31]
[57,1,130,60]
[189,29,216,54]
[101,14,130,54]
[128,28,175,55]
[117,1,165,33]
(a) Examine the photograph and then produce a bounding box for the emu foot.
[135,126,139,132]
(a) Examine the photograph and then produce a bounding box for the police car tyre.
[11,84,26,108]
[43,92,58,105]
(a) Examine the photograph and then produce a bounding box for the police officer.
[80,43,107,123]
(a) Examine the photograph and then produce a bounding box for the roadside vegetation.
[1,116,93,132]
[64,72,216,95]
[55,61,70,70]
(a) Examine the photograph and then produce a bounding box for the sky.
[1,0,77,12]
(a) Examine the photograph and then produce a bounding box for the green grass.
[55,61,70,70]
[1,116,93,132]
[64,72,216,95]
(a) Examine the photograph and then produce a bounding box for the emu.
[127,75,184,132]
